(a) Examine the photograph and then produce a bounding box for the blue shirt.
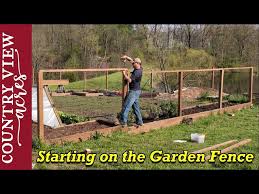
[129,67,143,91]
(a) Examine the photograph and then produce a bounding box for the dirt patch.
[155,87,228,100]
[32,121,113,140]
[142,102,237,123]
[182,102,236,115]
[32,101,239,141]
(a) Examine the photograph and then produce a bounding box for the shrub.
[159,101,178,119]
[147,105,162,120]
[226,94,249,104]
[198,91,210,101]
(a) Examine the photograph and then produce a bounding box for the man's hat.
[133,58,142,64]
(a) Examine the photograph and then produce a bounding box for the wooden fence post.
[219,69,224,109]
[150,70,153,90]
[211,66,215,89]
[249,67,253,103]
[37,70,44,142]
[84,72,86,91]
[32,66,34,85]
[178,71,183,116]
[122,71,128,109]
[106,71,108,91]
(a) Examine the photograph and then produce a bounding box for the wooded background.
[33,24,259,82]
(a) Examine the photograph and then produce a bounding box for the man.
[120,55,144,127]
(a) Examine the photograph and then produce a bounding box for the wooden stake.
[219,69,224,109]
[191,140,238,154]
[178,71,183,116]
[205,139,252,160]
[41,68,128,73]
[37,70,44,142]
[249,67,253,103]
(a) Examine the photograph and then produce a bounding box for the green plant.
[198,91,210,101]
[223,95,230,101]
[32,138,44,150]
[227,94,249,104]
[91,131,104,140]
[59,111,89,124]
[159,101,178,119]
[127,111,136,125]
[147,105,161,120]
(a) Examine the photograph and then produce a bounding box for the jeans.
[120,90,143,125]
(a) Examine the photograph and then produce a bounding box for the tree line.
[33,24,259,82]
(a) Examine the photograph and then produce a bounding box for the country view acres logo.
[1,29,30,168]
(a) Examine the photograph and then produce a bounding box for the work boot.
[114,118,120,126]
[135,123,144,128]
[121,123,128,128]
[119,121,127,128]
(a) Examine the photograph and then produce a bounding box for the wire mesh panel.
[40,69,127,127]
[221,69,250,104]
[35,67,254,142]
[138,72,179,123]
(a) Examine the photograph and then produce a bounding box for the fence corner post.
[37,70,44,142]
[249,67,253,103]
[178,71,183,116]
[211,66,215,89]
[219,69,224,109]
[105,71,108,91]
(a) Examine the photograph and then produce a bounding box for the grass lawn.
[52,95,202,119]
[33,105,259,170]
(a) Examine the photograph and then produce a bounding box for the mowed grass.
[52,95,199,118]
[52,96,158,118]
[33,105,259,170]
[49,72,151,91]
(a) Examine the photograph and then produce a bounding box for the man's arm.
[121,55,134,64]
[121,55,133,82]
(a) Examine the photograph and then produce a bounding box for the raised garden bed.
[32,120,115,140]
[182,101,236,115]
[72,91,104,96]
[50,92,72,96]
[32,101,251,144]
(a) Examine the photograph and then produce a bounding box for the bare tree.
[184,24,196,48]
